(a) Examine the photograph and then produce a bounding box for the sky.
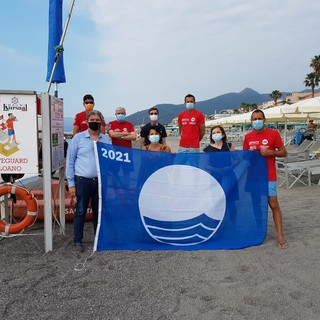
[1,0,320,118]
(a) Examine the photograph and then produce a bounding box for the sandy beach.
[1,136,320,320]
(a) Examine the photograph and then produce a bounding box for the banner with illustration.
[94,143,268,250]
[0,92,38,174]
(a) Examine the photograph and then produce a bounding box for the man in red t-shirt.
[73,94,106,135]
[243,109,288,249]
[178,94,205,153]
[107,107,136,148]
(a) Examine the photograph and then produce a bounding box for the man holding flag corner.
[243,109,288,249]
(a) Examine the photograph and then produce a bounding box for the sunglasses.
[84,101,94,104]
[150,113,158,115]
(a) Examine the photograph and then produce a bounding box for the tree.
[310,55,320,77]
[304,72,320,97]
[270,90,282,106]
[239,102,257,112]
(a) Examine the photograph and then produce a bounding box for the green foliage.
[310,55,320,77]
[270,90,282,105]
[304,72,320,97]
[239,102,257,112]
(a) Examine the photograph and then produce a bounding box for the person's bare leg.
[269,196,288,248]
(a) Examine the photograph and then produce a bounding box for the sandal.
[277,241,288,249]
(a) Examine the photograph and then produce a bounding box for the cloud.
[71,0,320,114]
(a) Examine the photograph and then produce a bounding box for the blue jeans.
[74,176,99,244]
[176,147,200,167]
[178,147,200,153]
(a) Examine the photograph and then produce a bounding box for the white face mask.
[149,134,160,144]
[186,102,195,110]
[116,114,125,122]
[252,119,264,130]
[212,133,223,142]
[150,114,158,121]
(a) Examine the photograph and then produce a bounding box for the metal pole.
[41,92,53,252]
[54,83,58,98]
[46,0,76,94]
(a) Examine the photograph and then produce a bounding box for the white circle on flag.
[138,165,226,246]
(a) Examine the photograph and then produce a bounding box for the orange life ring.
[7,179,93,222]
[0,184,38,234]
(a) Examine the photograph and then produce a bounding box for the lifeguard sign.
[0,90,38,174]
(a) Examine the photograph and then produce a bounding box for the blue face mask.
[212,133,223,142]
[186,102,195,110]
[149,135,160,144]
[116,114,125,122]
[252,120,264,130]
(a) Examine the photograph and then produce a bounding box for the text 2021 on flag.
[94,143,268,251]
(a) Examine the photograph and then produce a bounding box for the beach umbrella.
[263,106,286,122]
[294,97,320,114]
[280,104,298,114]
[281,97,320,115]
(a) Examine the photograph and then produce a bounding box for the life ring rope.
[0,184,38,235]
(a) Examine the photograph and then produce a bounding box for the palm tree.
[270,90,282,106]
[310,55,320,77]
[250,103,257,111]
[239,102,257,112]
[304,72,320,97]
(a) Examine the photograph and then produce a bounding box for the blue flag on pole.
[94,143,268,251]
[46,0,66,83]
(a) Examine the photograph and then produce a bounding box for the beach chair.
[284,138,292,148]
[288,139,314,154]
[277,151,310,189]
[309,165,320,186]
[307,141,320,159]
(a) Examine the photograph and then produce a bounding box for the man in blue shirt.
[66,110,111,252]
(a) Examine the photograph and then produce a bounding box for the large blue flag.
[46,0,66,83]
[94,143,268,251]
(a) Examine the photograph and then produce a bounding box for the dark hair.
[147,125,161,135]
[210,125,227,143]
[83,94,94,102]
[184,94,196,103]
[149,107,159,114]
[86,110,103,121]
[251,109,265,120]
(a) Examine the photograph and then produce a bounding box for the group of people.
[66,93,288,252]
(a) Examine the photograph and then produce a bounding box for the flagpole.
[46,0,76,96]
[54,83,58,97]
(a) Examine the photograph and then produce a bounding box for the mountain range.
[64,87,293,131]
[125,87,275,126]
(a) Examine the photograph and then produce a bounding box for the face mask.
[88,122,101,131]
[150,114,158,121]
[116,114,125,122]
[186,102,195,110]
[85,104,94,112]
[252,120,264,130]
[212,133,223,142]
[149,135,160,144]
